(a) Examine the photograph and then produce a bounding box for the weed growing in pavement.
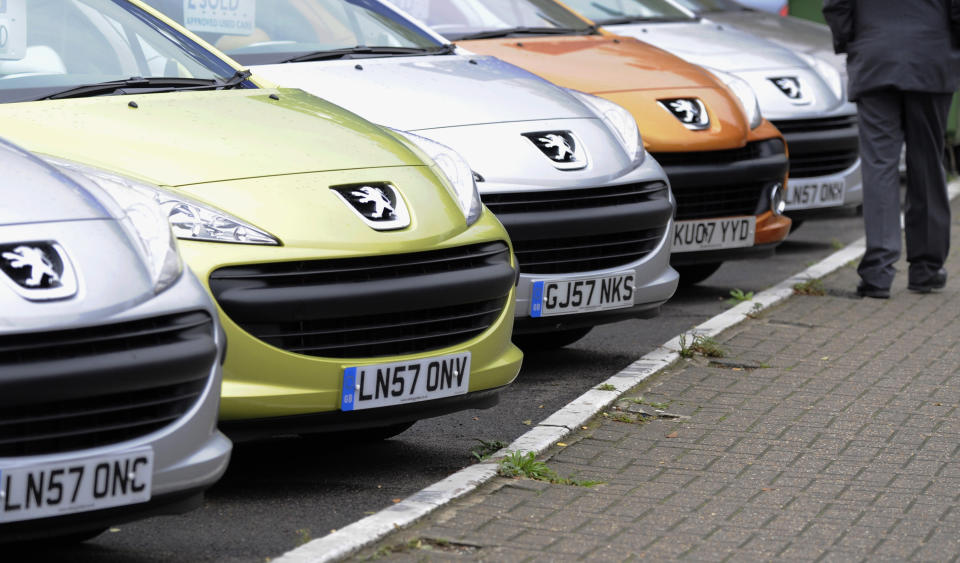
[370,538,475,559]
[746,302,764,319]
[610,412,634,423]
[831,238,844,250]
[626,396,670,409]
[793,278,827,296]
[471,438,508,461]
[679,332,726,358]
[595,383,617,391]
[692,336,726,357]
[497,451,603,487]
[726,288,754,305]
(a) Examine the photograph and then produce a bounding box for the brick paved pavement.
[355,200,960,562]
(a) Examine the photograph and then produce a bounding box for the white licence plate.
[340,353,471,411]
[0,449,153,523]
[530,272,635,318]
[672,217,756,252]
[785,178,846,210]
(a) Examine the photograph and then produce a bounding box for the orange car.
[409,0,791,284]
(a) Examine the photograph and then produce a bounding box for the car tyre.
[513,327,593,350]
[675,262,723,286]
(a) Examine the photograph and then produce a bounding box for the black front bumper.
[513,301,662,334]
[220,387,505,441]
[0,487,205,544]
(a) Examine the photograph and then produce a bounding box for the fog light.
[770,183,786,215]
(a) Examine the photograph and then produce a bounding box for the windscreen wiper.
[451,27,595,40]
[596,15,692,24]
[281,44,455,63]
[40,70,252,101]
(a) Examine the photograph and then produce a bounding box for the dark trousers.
[857,90,953,288]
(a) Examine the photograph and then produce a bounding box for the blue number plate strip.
[530,281,545,318]
[340,366,358,412]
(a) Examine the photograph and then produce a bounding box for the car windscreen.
[669,0,748,12]
[143,0,446,65]
[400,0,596,40]
[562,0,695,23]
[0,0,243,103]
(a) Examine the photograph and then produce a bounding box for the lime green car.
[0,0,522,439]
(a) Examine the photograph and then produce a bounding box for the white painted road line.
[274,180,960,563]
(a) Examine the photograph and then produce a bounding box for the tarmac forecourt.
[275,180,960,563]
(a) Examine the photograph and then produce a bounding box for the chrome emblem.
[522,131,587,170]
[770,77,811,105]
[331,183,410,231]
[0,242,78,301]
[658,98,710,130]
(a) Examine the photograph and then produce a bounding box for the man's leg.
[857,90,905,289]
[903,91,953,286]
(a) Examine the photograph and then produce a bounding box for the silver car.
[672,0,845,73]
[564,0,862,225]
[0,140,231,542]
[145,0,679,348]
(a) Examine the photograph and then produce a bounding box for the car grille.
[672,182,769,220]
[512,228,666,274]
[652,139,788,221]
[773,115,857,135]
[209,242,514,359]
[0,312,216,457]
[482,182,668,213]
[482,181,672,274]
[773,116,860,178]
[788,149,860,178]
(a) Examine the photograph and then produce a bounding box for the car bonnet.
[455,34,719,94]
[250,54,596,131]
[701,12,845,72]
[605,21,808,71]
[0,88,424,188]
[0,140,111,226]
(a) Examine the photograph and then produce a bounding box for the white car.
[0,139,230,542]
[564,0,862,226]
[146,0,679,348]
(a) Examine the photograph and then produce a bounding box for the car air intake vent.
[512,228,666,274]
[671,182,768,221]
[788,149,860,178]
[0,311,216,456]
[652,139,786,167]
[482,181,668,214]
[209,242,514,358]
[772,115,858,135]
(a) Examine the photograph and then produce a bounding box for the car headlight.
[394,130,483,226]
[47,159,184,294]
[705,67,763,130]
[798,53,844,103]
[567,90,644,163]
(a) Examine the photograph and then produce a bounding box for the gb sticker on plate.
[183,0,256,36]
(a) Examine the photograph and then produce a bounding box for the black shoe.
[856,281,890,299]
[908,269,947,293]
